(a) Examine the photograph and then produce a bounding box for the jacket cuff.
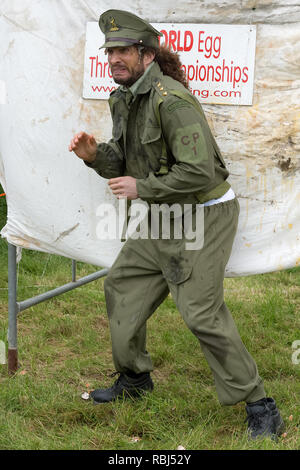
[83,151,101,169]
[136,175,157,201]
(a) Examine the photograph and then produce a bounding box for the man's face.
[106,46,146,87]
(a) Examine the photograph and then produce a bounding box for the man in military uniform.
[69,9,284,439]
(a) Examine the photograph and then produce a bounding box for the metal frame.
[7,242,108,374]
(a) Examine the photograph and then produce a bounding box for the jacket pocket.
[141,126,164,174]
[141,126,161,144]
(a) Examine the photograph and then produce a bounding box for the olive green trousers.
[104,198,266,405]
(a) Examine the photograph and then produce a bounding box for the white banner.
[83,22,256,105]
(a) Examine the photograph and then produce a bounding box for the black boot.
[89,372,154,404]
[245,397,285,440]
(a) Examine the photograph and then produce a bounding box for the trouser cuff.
[244,381,266,404]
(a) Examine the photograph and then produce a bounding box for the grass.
[0,187,299,450]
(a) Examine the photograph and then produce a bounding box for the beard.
[111,63,145,87]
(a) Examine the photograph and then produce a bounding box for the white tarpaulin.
[0,0,299,276]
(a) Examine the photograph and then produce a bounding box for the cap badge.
[110,18,119,32]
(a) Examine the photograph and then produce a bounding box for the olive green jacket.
[86,61,230,204]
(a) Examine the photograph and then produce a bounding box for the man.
[69,9,284,440]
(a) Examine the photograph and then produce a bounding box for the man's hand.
[108,176,138,200]
[69,132,97,163]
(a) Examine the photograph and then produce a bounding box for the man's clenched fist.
[108,176,138,200]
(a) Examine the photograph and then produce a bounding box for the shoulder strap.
[153,94,169,175]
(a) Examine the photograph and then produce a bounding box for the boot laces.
[109,371,121,378]
[109,371,123,386]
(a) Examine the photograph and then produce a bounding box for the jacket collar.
[120,61,163,104]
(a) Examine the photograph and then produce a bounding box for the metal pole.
[72,259,76,282]
[17,268,108,312]
[7,243,18,374]
[6,243,108,374]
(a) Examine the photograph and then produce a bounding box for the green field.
[0,187,299,450]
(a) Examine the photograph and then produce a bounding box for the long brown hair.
[141,45,189,89]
